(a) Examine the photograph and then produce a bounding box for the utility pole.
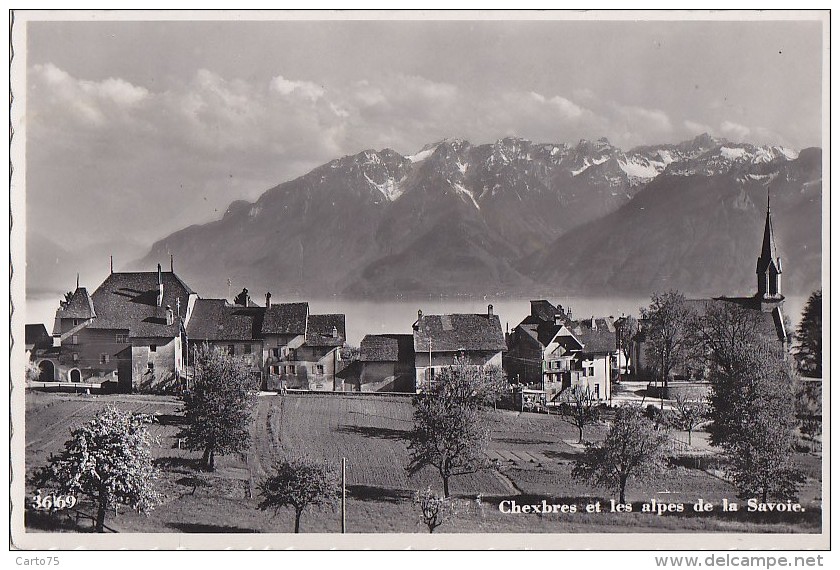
[341,457,346,534]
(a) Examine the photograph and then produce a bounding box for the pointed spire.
[760,190,779,266]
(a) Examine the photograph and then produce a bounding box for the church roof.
[757,193,782,275]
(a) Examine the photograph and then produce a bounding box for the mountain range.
[121,133,822,300]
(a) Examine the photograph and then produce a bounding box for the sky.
[21,16,824,251]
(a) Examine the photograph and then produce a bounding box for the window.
[148,362,154,371]
[115,333,129,343]
[71,335,79,345]
[228,345,236,355]
[150,344,157,353]
[272,348,280,359]
[285,365,295,375]
[270,366,280,375]
[73,319,80,326]
[100,354,110,364]
[316,364,324,375]
[594,385,600,399]
[244,344,252,354]
[72,353,79,362]
[288,349,296,361]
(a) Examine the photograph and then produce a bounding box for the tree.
[794,289,822,377]
[642,291,696,390]
[179,344,258,471]
[705,333,805,502]
[59,291,73,309]
[572,405,671,504]
[413,486,457,533]
[25,360,41,383]
[794,380,821,441]
[257,455,340,533]
[616,315,638,377]
[31,405,160,532]
[671,392,708,445]
[558,384,600,443]
[407,358,495,497]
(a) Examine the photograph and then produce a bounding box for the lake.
[22,294,809,347]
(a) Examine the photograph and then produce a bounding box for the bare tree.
[572,405,670,504]
[413,486,457,533]
[642,291,696,392]
[671,392,708,445]
[258,455,340,533]
[559,384,600,443]
[407,357,495,497]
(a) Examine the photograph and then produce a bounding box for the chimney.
[157,264,163,307]
[110,256,113,274]
[487,304,494,318]
[567,306,573,320]
[170,254,174,273]
[265,292,272,307]
[554,314,564,326]
[332,326,339,338]
[418,309,423,320]
[591,316,596,331]
[165,305,174,326]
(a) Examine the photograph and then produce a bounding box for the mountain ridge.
[132,134,820,300]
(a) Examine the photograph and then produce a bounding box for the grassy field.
[23,391,822,534]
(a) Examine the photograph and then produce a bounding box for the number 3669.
[31,492,77,510]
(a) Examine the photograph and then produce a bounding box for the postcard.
[8,9,830,553]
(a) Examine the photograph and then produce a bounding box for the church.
[633,194,789,380]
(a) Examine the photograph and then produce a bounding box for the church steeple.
[756,190,783,302]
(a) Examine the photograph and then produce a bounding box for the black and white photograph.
[8,9,829,552]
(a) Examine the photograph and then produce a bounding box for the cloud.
[269,75,325,102]
[720,120,751,140]
[683,119,713,135]
[615,104,672,133]
[32,63,779,252]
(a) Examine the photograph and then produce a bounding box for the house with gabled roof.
[338,333,416,392]
[412,304,506,391]
[261,297,347,391]
[51,262,197,391]
[185,297,266,387]
[504,300,616,402]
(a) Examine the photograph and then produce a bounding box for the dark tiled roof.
[305,314,346,347]
[688,297,786,342]
[187,299,265,341]
[569,317,618,354]
[360,334,414,362]
[85,270,194,338]
[25,323,51,348]
[530,300,562,322]
[414,313,506,353]
[55,287,96,319]
[262,302,309,335]
[336,360,362,380]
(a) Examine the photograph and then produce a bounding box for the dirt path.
[248,396,279,489]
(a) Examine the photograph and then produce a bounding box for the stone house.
[339,333,416,392]
[261,299,346,391]
[185,298,266,388]
[50,263,197,392]
[413,304,506,391]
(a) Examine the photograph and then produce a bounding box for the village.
[26,198,790,406]
[20,170,823,539]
